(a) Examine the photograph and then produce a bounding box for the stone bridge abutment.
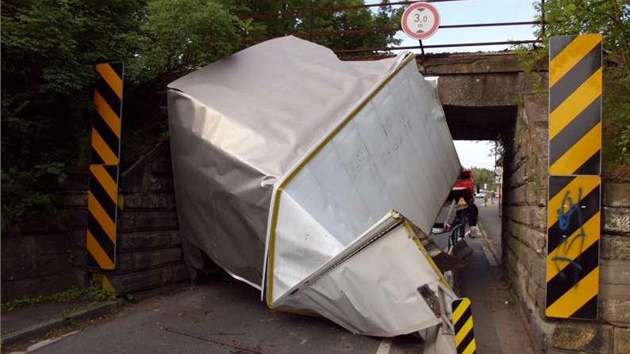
[419,52,629,353]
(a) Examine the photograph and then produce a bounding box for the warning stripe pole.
[546,34,602,320]
[452,298,476,354]
[86,62,124,270]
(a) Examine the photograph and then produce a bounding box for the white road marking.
[376,338,392,354]
[11,331,80,353]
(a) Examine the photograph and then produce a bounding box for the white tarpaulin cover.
[168,36,461,335]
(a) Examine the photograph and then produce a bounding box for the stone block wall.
[1,174,90,301]
[2,141,188,301]
[503,70,630,353]
[97,142,188,295]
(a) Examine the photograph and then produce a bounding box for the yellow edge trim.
[549,34,601,87]
[452,298,471,323]
[266,54,417,308]
[462,339,477,354]
[546,212,600,282]
[91,128,119,165]
[90,165,118,203]
[96,63,123,99]
[94,91,122,138]
[266,184,282,309]
[88,191,117,243]
[547,175,599,228]
[549,123,601,176]
[87,231,115,269]
[546,267,599,318]
[455,316,474,346]
[549,68,602,140]
[405,221,451,289]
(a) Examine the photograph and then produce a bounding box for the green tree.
[240,0,402,54]
[130,0,244,82]
[118,0,247,166]
[532,0,630,181]
[472,167,498,192]
[538,0,630,72]
[236,0,312,40]
[1,0,146,228]
[296,0,402,52]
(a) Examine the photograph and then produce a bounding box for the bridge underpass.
[418,52,533,353]
[417,50,628,354]
[443,105,516,141]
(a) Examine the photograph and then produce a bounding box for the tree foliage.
[1,0,403,228]
[532,0,630,181]
[130,0,244,82]
[1,0,146,227]
[538,0,630,72]
[471,167,498,192]
[240,0,402,55]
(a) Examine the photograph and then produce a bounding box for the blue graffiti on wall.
[552,187,586,285]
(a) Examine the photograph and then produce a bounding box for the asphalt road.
[18,275,424,354]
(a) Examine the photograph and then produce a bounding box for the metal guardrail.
[241,0,545,58]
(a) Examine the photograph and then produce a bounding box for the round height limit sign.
[401,2,440,40]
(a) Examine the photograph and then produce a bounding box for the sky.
[367,0,540,170]
[392,0,540,53]
[454,140,497,170]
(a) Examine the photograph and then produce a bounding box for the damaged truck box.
[167,36,462,336]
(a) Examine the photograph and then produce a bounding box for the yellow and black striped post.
[87,165,119,269]
[546,34,602,320]
[452,298,476,354]
[87,62,123,270]
[92,63,123,165]
[546,176,600,319]
[548,34,602,176]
